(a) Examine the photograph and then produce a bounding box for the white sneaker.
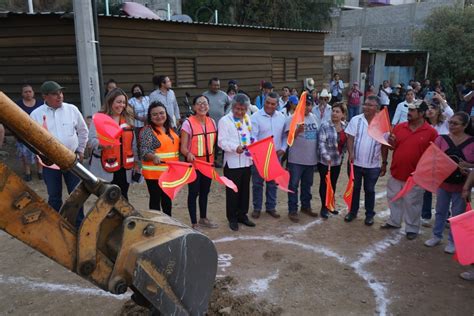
[460,269,474,281]
[444,241,455,254]
[424,237,441,247]
[421,218,432,228]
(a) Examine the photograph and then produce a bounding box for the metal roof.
[1,11,329,34]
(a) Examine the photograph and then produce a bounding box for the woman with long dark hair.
[140,101,180,216]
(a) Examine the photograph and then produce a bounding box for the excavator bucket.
[0,92,218,315]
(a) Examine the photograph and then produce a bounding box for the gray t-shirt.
[285,113,318,166]
[203,90,230,123]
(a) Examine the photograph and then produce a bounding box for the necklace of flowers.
[233,114,255,156]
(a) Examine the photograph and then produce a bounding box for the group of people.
[13,74,474,281]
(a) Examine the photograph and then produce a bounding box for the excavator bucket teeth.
[132,232,217,315]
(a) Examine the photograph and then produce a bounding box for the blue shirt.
[250,109,286,151]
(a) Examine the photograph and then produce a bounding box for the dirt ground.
[0,135,473,316]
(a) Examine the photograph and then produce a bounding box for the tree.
[182,0,343,30]
[414,5,474,100]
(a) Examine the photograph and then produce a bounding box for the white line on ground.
[0,274,130,300]
[248,270,280,293]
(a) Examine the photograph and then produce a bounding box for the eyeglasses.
[448,121,463,126]
[195,101,209,106]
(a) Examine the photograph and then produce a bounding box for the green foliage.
[414,5,474,98]
[183,0,343,30]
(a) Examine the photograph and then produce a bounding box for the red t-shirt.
[390,122,438,181]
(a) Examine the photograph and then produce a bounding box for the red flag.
[448,210,474,265]
[368,107,391,147]
[287,91,307,147]
[325,167,335,212]
[391,143,458,202]
[159,161,197,200]
[93,113,122,146]
[343,163,354,210]
[193,159,238,192]
[246,136,293,193]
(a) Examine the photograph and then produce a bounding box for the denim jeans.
[433,188,465,242]
[347,105,360,122]
[318,163,341,217]
[421,190,433,220]
[287,163,315,213]
[252,165,277,211]
[350,165,380,218]
[42,167,83,227]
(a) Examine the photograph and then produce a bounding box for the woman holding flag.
[318,102,348,219]
[180,95,218,229]
[218,94,255,231]
[140,102,180,216]
[88,88,139,200]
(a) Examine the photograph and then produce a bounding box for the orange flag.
[159,161,197,200]
[391,142,458,202]
[325,167,336,212]
[343,162,354,210]
[368,107,391,147]
[93,113,122,146]
[287,91,307,147]
[246,136,293,193]
[193,159,238,192]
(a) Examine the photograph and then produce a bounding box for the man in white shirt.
[278,86,290,111]
[344,95,388,226]
[392,89,415,126]
[250,92,286,219]
[149,75,181,128]
[30,81,88,226]
[378,80,392,111]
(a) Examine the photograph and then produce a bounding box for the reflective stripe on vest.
[188,116,217,163]
[100,117,135,173]
[141,127,180,180]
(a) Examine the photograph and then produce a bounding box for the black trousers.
[317,163,341,216]
[145,179,172,216]
[223,164,251,224]
[112,167,129,200]
[187,170,212,224]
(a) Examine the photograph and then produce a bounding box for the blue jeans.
[421,190,433,219]
[287,163,315,213]
[348,105,360,122]
[350,165,380,218]
[252,165,277,211]
[42,167,84,227]
[433,188,465,242]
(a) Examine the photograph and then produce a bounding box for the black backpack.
[442,135,474,184]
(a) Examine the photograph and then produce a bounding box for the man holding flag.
[250,92,286,220]
[285,94,319,222]
[381,100,437,240]
[344,95,388,226]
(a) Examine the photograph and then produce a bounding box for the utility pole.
[72,0,101,118]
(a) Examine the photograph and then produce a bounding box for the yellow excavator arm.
[0,92,217,315]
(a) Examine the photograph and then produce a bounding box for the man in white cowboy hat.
[392,89,416,126]
[312,88,332,127]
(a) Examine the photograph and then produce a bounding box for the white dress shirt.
[250,109,286,151]
[218,112,253,169]
[30,102,88,154]
[345,114,381,169]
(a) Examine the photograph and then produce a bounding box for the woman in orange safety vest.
[88,88,139,199]
[180,95,218,229]
[140,101,179,216]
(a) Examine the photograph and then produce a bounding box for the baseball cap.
[41,81,65,94]
[306,94,314,104]
[262,81,273,89]
[289,95,299,104]
[228,79,238,86]
[407,100,428,111]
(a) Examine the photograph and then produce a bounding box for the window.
[153,57,196,87]
[272,57,297,81]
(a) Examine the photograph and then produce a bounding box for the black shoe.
[23,174,32,182]
[380,223,399,229]
[320,212,329,219]
[239,218,256,227]
[364,217,374,226]
[229,222,239,231]
[329,210,339,215]
[344,213,357,222]
[406,232,418,240]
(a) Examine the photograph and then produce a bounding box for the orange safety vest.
[142,127,180,180]
[101,118,135,173]
[187,115,217,163]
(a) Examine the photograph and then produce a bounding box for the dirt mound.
[118,276,282,315]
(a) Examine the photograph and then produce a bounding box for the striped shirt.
[318,120,347,166]
[345,114,381,168]
[128,96,150,128]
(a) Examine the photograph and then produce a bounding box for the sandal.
[198,218,218,229]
